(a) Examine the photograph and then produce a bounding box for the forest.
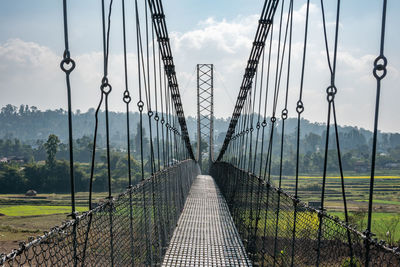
[0,104,399,194]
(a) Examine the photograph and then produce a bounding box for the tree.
[24,163,45,190]
[193,137,208,155]
[0,165,26,193]
[1,104,17,116]
[134,123,149,157]
[304,132,321,153]
[44,134,60,167]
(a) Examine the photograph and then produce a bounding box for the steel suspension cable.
[259,22,274,179]
[247,69,258,174]
[250,47,267,254]
[258,23,274,262]
[100,1,115,265]
[83,0,113,260]
[252,50,266,174]
[134,0,153,264]
[60,1,77,265]
[263,0,287,184]
[316,1,352,266]
[160,61,166,168]
[365,0,388,265]
[245,70,259,243]
[290,1,310,266]
[152,23,161,171]
[273,1,293,265]
[323,0,354,259]
[144,0,157,178]
[121,0,135,264]
[244,80,257,248]
[260,1,289,264]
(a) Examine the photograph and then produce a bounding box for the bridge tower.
[196,64,214,173]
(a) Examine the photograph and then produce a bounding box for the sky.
[0,0,399,133]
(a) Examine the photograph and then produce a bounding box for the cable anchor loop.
[123,91,131,104]
[296,100,304,114]
[261,120,267,127]
[281,109,288,120]
[373,55,387,80]
[60,50,75,74]
[100,78,112,95]
[326,85,337,103]
[137,100,144,112]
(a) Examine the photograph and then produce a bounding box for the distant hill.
[1,104,400,154]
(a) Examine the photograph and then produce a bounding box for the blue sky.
[0,0,399,132]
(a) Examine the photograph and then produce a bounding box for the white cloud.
[0,39,64,109]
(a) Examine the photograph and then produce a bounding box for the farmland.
[0,175,399,255]
[277,175,400,213]
[0,192,105,254]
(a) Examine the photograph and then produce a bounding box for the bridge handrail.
[212,161,400,266]
[1,160,200,266]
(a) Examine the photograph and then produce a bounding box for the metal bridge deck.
[162,175,252,267]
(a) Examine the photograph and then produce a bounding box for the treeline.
[0,123,152,164]
[0,104,400,194]
[0,134,145,194]
[224,125,400,176]
[2,104,400,152]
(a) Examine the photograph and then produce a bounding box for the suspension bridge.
[1,0,399,266]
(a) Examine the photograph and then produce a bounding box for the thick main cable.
[217,0,280,161]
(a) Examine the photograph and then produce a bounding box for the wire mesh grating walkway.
[162,175,252,267]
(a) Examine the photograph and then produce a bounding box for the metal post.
[196,64,214,174]
[209,65,214,168]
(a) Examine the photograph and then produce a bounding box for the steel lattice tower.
[196,64,214,172]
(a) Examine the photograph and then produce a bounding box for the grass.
[0,192,108,206]
[275,175,400,213]
[331,211,400,242]
[356,199,400,205]
[0,192,106,253]
[0,205,87,216]
[298,175,400,179]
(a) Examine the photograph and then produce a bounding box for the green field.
[0,205,87,216]
[0,192,106,253]
[330,211,400,242]
[272,175,400,213]
[1,176,399,254]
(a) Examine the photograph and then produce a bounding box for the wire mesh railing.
[211,162,400,267]
[0,160,199,267]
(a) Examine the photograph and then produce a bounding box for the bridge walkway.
[162,175,252,267]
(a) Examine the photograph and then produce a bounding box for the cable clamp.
[158,37,169,43]
[152,13,165,20]
[259,19,272,25]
